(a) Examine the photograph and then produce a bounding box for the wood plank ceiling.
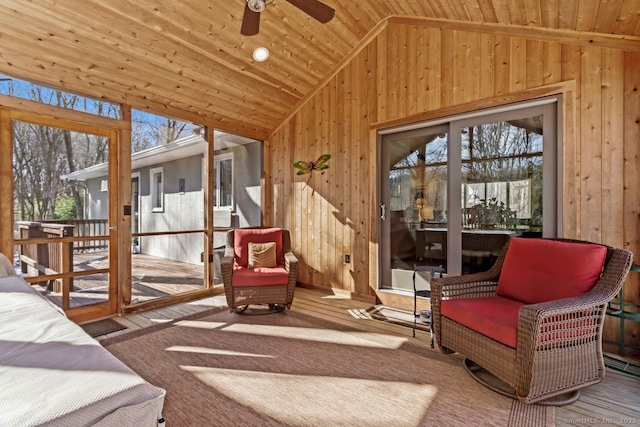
[0,0,639,139]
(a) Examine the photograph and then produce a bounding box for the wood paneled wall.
[266,23,640,352]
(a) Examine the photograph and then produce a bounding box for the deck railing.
[44,219,109,252]
[17,221,75,292]
[17,219,109,292]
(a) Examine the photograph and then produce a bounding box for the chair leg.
[462,358,581,406]
[233,304,285,315]
[233,305,249,314]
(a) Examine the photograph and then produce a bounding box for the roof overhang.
[61,134,206,181]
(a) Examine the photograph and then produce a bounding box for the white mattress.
[0,276,165,426]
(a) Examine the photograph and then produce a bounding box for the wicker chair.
[220,227,298,313]
[431,237,633,405]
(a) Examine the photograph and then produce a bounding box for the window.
[0,73,121,118]
[213,153,233,209]
[461,179,532,223]
[150,167,164,212]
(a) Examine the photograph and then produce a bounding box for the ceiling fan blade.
[240,4,260,36]
[285,0,335,24]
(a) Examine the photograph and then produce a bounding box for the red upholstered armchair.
[220,227,299,313]
[431,237,633,405]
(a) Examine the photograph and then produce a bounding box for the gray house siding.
[86,178,108,220]
[83,139,262,266]
[232,141,262,228]
[212,141,263,249]
[138,155,204,265]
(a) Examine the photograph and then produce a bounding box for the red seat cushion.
[441,296,524,348]
[496,238,607,304]
[234,228,283,267]
[231,266,289,287]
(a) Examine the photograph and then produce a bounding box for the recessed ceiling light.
[253,47,269,62]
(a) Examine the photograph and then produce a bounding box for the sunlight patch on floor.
[182,366,436,427]
[166,346,273,358]
[221,324,408,349]
[347,308,373,319]
[174,320,226,329]
[320,289,354,299]
[187,295,227,308]
[149,317,173,324]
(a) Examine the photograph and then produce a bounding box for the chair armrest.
[431,270,501,353]
[517,247,633,353]
[432,274,499,298]
[220,249,235,286]
[431,270,500,301]
[284,251,298,272]
[221,249,234,267]
[517,294,609,355]
[431,242,508,301]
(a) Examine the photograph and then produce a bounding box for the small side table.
[413,264,444,348]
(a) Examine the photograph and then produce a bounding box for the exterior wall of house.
[265,24,640,353]
[231,140,262,228]
[85,178,109,220]
[85,155,204,265]
[213,140,263,250]
[85,140,263,264]
[138,155,205,265]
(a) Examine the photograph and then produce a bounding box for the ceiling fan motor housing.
[247,0,267,13]
[241,0,335,36]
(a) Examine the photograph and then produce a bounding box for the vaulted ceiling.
[0,0,639,139]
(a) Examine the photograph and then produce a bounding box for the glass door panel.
[456,109,552,275]
[381,127,448,292]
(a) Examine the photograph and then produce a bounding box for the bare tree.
[9,83,112,221]
[131,111,191,152]
[5,78,194,222]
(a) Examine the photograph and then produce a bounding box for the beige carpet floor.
[102,308,554,427]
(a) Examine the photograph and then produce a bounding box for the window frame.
[378,96,560,284]
[213,152,234,210]
[150,166,164,212]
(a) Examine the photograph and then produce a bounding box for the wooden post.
[0,108,12,259]
[60,225,74,303]
[119,107,132,308]
[204,126,214,288]
[60,238,71,311]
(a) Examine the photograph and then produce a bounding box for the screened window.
[0,73,121,118]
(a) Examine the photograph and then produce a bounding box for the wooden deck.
[32,252,208,308]
[94,287,640,426]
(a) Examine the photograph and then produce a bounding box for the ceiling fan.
[241,0,335,36]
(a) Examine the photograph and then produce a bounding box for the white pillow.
[0,252,17,277]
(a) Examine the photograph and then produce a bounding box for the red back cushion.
[496,238,607,304]
[234,228,283,267]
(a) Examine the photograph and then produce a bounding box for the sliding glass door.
[379,98,559,290]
